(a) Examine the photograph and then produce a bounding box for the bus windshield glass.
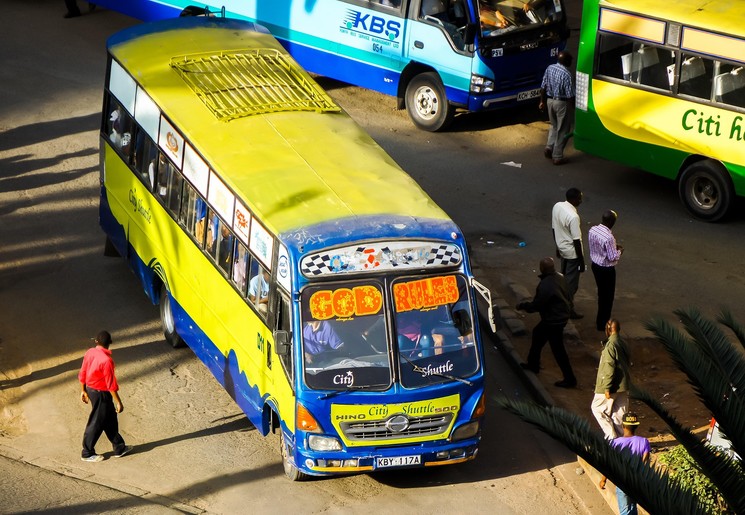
[393,274,478,388]
[302,281,391,391]
[478,0,564,38]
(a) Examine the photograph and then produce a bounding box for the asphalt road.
[2,0,743,514]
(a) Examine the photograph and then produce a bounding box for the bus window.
[132,128,158,190]
[106,97,134,160]
[713,65,745,109]
[231,242,248,295]
[276,293,293,380]
[215,223,234,275]
[620,43,673,92]
[393,275,479,388]
[677,55,712,100]
[248,261,270,317]
[421,0,467,50]
[168,169,183,214]
[479,0,560,37]
[301,282,390,391]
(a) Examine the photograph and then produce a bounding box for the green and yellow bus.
[100,15,492,479]
[574,0,745,221]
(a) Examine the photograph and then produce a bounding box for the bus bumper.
[297,438,480,476]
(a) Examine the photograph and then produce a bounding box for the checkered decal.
[426,244,461,266]
[301,243,462,277]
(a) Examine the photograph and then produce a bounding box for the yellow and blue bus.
[90,0,569,131]
[100,15,492,479]
[574,0,745,221]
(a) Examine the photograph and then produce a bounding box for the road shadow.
[0,113,100,153]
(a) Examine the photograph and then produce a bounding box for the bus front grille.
[341,413,453,441]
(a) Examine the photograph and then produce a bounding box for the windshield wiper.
[320,384,385,400]
[400,354,473,386]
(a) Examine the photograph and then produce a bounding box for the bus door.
[404,0,475,110]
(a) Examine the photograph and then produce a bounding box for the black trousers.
[592,263,616,331]
[526,321,575,382]
[82,387,126,458]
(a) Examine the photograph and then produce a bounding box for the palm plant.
[497,307,745,514]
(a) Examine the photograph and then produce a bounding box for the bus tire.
[280,430,307,481]
[678,161,734,222]
[405,72,454,132]
[159,286,185,348]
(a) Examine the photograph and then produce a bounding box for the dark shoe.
[64,10,81,18]
[569,311,584,320]
[543,147,552,159]
[554,379,577,388]
[520,362,539,374]
[113,445,133,458]
[553,157,568,166]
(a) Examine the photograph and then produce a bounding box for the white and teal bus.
[90,0,569,131]
[100,15,494,479]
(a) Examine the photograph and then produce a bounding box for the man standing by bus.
[539,50,575,165]
[79,330,131,462]
[588,210,623,331]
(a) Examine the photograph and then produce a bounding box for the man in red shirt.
[78,330,131,462]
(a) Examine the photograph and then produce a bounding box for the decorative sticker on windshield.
[300,241,462,277]
[309,284,383,320]
[393,275,459,313]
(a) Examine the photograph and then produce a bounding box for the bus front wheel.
[405,72,454,132]
[280,431,307,481]
[678,161,734,222]
[159,286,185,348]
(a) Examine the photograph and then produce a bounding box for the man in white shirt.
[551,187,585,319]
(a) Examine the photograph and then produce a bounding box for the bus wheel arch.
[159,284,186,348]
[280,429,308,481]
[677,158,734,222]
[403,70,454,132]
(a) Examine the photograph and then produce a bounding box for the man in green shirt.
[591,319,631,439]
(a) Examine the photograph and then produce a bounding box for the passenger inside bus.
[232,244,248,293]
[303,320,344,364]
[216,225,233,274]
[248,266,270,314]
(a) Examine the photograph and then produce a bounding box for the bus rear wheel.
[280,430,307,481]
[405,72,454,132]
[678,161,734,222]
[159,286,185,348]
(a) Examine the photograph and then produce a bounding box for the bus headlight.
[451,421,480,441]
[470,75,494,93]
[308,435,342,451]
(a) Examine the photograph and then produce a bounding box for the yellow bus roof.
[600,0,745,38]
[108,18,449,237]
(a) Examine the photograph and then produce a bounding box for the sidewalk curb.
[474,270,618,515]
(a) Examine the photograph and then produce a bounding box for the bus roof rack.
[170,49,340,121]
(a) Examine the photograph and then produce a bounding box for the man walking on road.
[539,50,575,165]
[552,187,585,320]
[591,319,631,439]
[517,257,577,388]
[588,210,623,331]
[79,330,132,462]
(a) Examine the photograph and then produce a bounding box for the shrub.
[657,445,729,514]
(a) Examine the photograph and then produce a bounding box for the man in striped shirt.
[539,51,575,165]
[588,210,624,331]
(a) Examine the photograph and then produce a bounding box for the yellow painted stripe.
[600,8,665,44]
[682,28,745,64]
[592,80,745,165]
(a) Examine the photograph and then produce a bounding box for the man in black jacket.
[517,257,577,388]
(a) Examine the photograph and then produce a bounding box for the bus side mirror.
[464,23,477,43]
[274,330,291,356]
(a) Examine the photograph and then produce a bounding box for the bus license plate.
[517,88,541,101]
[376,455,421,468]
